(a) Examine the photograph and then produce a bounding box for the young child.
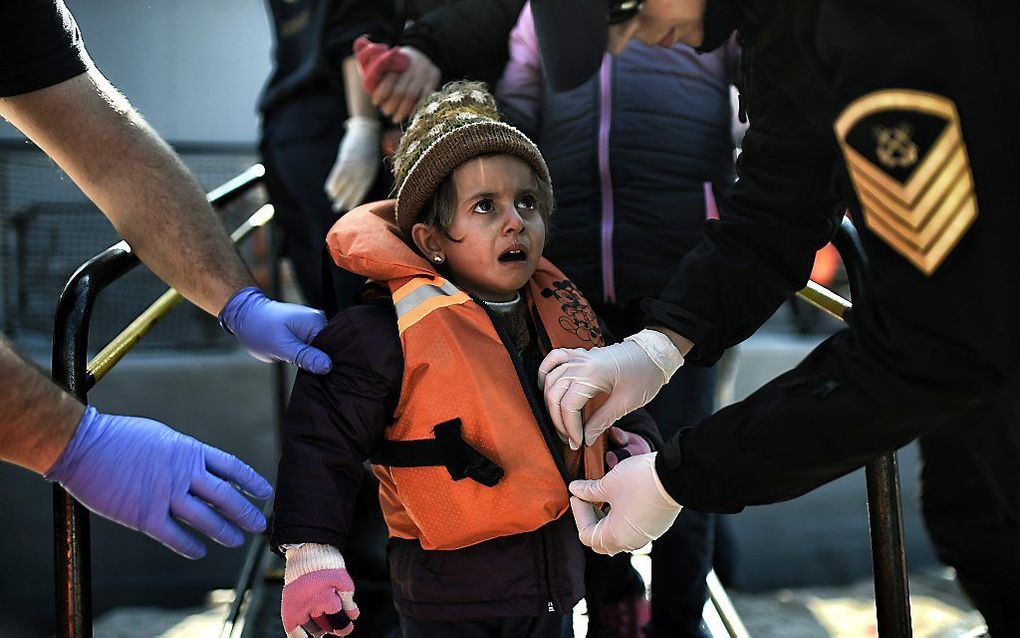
[272,82,661,638]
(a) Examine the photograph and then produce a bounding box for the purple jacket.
[271,298,662,621]
[497,2,741,305]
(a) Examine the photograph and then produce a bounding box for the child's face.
[418,154,547,302]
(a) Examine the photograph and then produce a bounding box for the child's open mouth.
[498,246,528,263]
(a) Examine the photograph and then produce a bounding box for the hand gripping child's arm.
[282,544,359,638]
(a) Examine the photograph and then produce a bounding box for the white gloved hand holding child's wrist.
[538,329,684,450]
[569,452,681,556]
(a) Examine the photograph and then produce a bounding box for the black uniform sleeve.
[646,81,845,366]
[0,0,88,97]
[271,305,403,552]
[400,0,526,86]
[323,0,401,61]
[652,2,1016,512]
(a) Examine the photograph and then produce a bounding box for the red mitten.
[353,36,409,94]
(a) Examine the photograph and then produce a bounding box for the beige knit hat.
[391,81,551,233]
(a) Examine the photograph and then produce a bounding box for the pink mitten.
[281,545,359,637]
[353,36,409,94]
[605,426,653,468]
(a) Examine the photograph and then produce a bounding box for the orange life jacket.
[327,200,607,551]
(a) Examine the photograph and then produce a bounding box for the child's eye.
[517,195,537,210]
[473,199,494,214]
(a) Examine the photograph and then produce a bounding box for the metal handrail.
[86,204,274,384]
[51,165,268,637]
[795,217,912,637]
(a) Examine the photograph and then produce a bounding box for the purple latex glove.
[219,287,332,374]
[45,406,273,559]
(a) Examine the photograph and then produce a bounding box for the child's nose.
[503,205,526,233]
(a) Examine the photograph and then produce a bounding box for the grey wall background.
[0,0,273,145]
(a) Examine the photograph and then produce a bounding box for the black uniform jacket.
[649,0,1020,512]
[272,299,661,620]
[401,0,526,88]
[259,0,400,115]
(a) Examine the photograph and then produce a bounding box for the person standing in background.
[497,4,740,635]
[259,0,400,311]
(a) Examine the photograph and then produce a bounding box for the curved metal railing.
[796,217,912,637]
[50,165,270,637]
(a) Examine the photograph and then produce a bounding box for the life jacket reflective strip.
[392,276,470,334]
[372,262,607,551]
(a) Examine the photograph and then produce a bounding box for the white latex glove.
[370,46,441,123]
[324,115,382,213]
[538,329,684,450]
[569,452,682,556]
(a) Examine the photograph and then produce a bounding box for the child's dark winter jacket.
[271,200,662,621]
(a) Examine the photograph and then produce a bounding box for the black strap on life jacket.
[370,418,505,487]
[321,243,338,320]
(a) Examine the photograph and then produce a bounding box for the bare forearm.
[0,335,83,474]
[343,56,377,119]
[0,70,253,316]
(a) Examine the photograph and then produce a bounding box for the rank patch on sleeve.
[834,89,977,275]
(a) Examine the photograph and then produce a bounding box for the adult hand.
[569,452,682,556]
[324,116,382,212]
[538,329,683,450]
[370,47,440,124]
[282,544,359,638]
[219,287,331,374]
[605,426,652,468]
[45,407,272,559]
[353,36,409,94]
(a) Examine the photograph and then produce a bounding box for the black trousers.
[591,302,721,638]
[399,614,571,638]
[260,92,391,312]
[919,372,1020,637]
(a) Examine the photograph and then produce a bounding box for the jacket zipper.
[596,54,617,303]
[538,524,556,613]
[473,295,569,613]
[472,294,572,487]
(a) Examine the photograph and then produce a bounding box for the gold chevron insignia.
[835,89,977,275]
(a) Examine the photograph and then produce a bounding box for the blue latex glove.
[46,406,273,559]
[219,287,332,374]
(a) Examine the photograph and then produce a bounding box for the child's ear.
[411,223,443,259]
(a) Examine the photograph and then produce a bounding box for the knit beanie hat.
[391,81,551,234]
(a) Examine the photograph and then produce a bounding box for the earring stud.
[433,255,443,264]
